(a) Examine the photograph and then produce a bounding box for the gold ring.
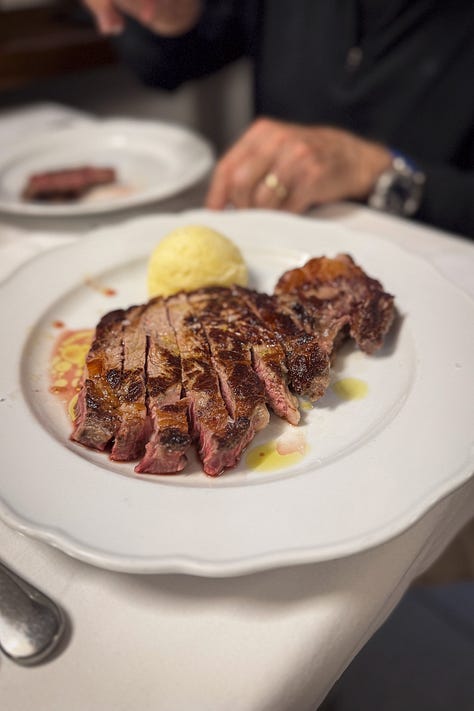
[264,172,288,200]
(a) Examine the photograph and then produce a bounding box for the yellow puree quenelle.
[147,225,248,297]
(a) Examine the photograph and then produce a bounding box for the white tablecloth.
[1,105,473,711]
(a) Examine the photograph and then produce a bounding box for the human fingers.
[205,119,288,209]
[252,134,322,212]
[83,0,124,34]
[252,171,291,210]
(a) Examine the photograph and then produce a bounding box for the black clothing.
[116,1,474,237]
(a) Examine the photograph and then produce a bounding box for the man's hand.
[83,0,202,36]
[205,118,392,213]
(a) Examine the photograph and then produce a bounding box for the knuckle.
[232,165,251,190]
[291,140,313,162]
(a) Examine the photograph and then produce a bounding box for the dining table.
[0,103,473,711]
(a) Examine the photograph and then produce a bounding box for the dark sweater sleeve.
[416,162,474,239]
[113,1,252,91]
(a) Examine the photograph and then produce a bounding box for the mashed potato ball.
[147,225,248,298]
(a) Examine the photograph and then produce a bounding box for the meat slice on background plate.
[22,166,117,202]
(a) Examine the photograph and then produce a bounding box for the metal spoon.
[0,560,65,665]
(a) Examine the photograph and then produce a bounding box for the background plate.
[0,119,214,216]
[0,210,473,576]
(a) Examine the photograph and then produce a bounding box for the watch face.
[387,174,417,214]
[370,164,425,217]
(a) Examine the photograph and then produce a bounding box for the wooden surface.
[0,4,117,90]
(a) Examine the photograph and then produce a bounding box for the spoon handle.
[0,560,65,665]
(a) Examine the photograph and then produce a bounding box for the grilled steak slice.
[71,309,124,450]
[226,285,300,425]
[275,254,395,354]
[135,298,191,474]
[167,293,254,477]
[71,253,395,477]
[250,340,300,425]
[237,287,331,402]
[197,285,300,425]
[110,305,150,461]
[187,287,270,435]
[273,291,351,360]
[22,166,116,202]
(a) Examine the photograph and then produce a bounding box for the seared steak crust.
[71,309,125,450]
[167,293,241,476]
[110,305,150,461]
[135,298,191,474]
[275,255,395,355]
[187,288,269,421]
[228,286,300,425]
[238,287,331,401]
[71,255,395,476]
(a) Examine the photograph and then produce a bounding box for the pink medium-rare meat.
[167,292,257,477]
[192,286,300,425]
[237,286,331,402]
[135,298,191,474]
[187,288,270,435]
[22,166,116,202]
[226,286,300,425]
[71,255,396,476]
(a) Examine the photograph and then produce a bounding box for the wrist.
[354,142,392,200]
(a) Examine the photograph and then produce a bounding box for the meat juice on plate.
[49,329,93,421]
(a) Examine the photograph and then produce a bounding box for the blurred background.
[0,0,251,151]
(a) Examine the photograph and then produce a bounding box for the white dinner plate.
[0,210,473,576]
[0,119,214,216]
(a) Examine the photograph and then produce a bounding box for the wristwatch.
[368,152,426,217]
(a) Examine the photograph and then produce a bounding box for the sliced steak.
[274,291,351,359]
[275,254,395,354]
[229,285,300,425]
[167,292,253,477]
[110,305,150,461]
[135,298,191,474]
[187,287,270,436]
[71,253,395,477]
[22,166,116,202]
[197,286,301,425]
[237,287,331,402]
[71,309,124,450]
